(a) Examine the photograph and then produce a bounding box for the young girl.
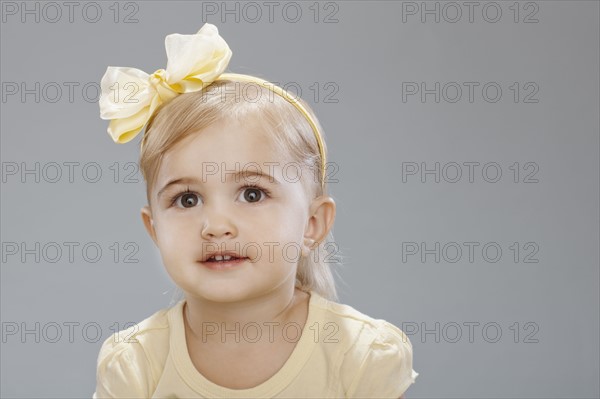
[94,23,418,398]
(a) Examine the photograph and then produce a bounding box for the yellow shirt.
[93,291,419,398]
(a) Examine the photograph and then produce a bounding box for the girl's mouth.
[200,257,248,270]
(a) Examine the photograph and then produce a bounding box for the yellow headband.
[99,23,326,187]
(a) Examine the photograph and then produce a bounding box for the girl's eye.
[240,186,269,203]
[169,185,270,208]
[173,192,200,208]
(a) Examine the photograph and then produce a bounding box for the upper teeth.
[211,255,233,261]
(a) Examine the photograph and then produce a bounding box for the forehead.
[156,116,288,182]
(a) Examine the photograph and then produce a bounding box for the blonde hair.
[139,79,342,302]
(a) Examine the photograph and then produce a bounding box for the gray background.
[1,1,599,397]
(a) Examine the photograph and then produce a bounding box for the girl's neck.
[183,283,306,344]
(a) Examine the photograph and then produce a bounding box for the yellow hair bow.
[99,23,232,144]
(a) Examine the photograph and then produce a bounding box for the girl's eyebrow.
[157,170,280,199]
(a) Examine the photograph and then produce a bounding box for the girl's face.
[141,115,314,303]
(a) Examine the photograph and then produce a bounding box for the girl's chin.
[182,285,254,302]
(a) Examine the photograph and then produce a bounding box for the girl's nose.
[200,209,238,239]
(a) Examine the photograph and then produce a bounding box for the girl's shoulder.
[98,303,173,353]
[93,303,178,398]
[313,294,413,349]
[312,294,418,397]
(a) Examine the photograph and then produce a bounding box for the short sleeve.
[92,333,153,398]
[345,321,419,398]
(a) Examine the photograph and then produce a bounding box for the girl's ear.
[303,195,336,253]
[141,205,158,245]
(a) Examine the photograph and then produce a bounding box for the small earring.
[302,238,315,257]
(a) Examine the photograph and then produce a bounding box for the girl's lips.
[199,257,248,270]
